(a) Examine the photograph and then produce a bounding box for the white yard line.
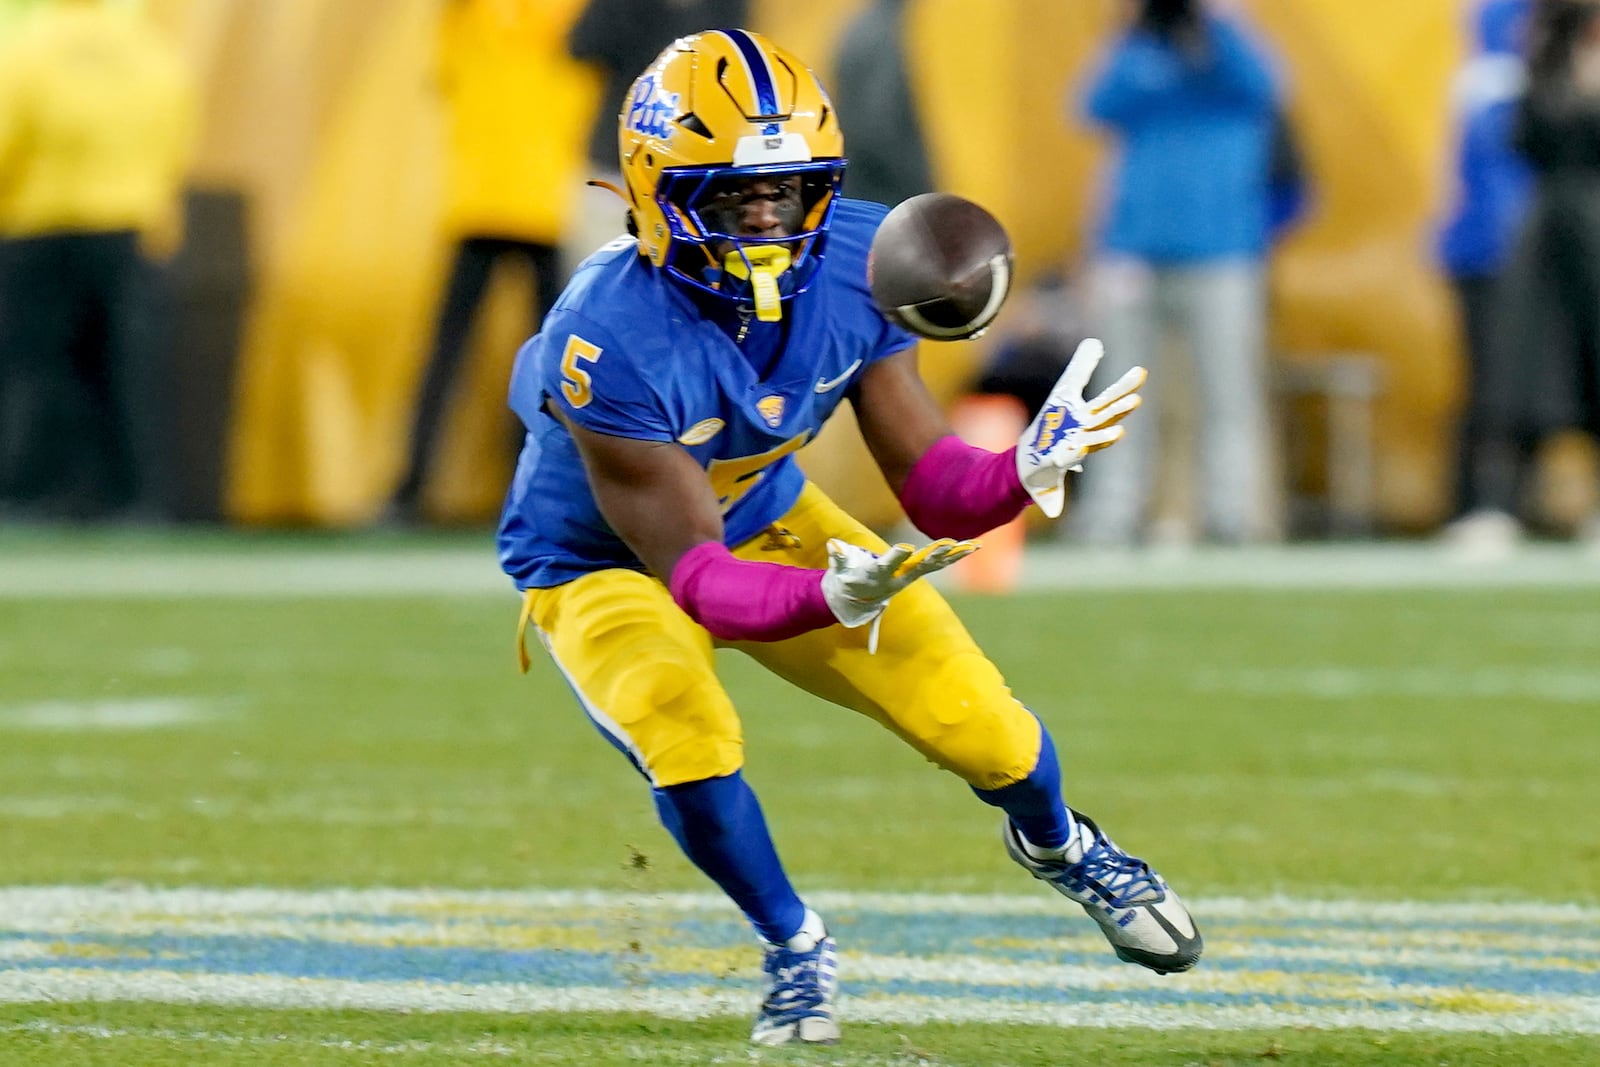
[3,543,1600,598]
[4,885,1600,923]
[1191,665,1600,703]
[3,971,1598,1035]
[1016,542,1600,590]
[0,550,507,598]
[1,887,1598,1034]
[0,699,215,731]
[0,1019,519,1057]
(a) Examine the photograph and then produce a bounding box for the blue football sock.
[971,716,1072,850]
[654,771,807,945]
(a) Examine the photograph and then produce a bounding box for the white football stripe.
[892,254,1011,340]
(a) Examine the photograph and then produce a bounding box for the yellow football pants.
[519,482,1042,790]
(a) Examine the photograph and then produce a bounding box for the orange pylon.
[949,393,1029,594]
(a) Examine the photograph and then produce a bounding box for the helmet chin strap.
[720,246,791,322]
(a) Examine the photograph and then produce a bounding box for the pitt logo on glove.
[1029,408,1069,454]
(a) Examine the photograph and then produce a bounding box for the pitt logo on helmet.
[624,76,679,139]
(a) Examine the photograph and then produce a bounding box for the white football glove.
[822,537,979,651]
[1015,338,1147,518]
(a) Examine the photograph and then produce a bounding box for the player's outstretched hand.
[1014,338,1146,518]
[821,537,979,630]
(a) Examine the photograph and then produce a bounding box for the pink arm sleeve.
[669,541,837,642]
[898,434,1033,540]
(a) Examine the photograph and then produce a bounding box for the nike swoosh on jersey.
[814,359,863,393]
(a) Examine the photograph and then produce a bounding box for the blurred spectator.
[830,0,934,208]
[0,0,194,522]
[1438,0,1537,553]
[387,0,595,524]
[1451,0,1600,552]
[1066,0,1296,547]
[562,0,747,269]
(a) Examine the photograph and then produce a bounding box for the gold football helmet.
[617,29,846,316]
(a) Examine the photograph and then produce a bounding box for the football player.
[499,29,1201,1046]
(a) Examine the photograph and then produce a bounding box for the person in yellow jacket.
[387,0,597,523]
[0,0,195,521]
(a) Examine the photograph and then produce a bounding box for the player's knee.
[608,652,742,785]
[907,651,1038,789]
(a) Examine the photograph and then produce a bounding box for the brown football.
[867,192,1014,341]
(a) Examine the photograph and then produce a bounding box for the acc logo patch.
[625,75,678,138]
[677,418,725,446]
[756,395,786,428]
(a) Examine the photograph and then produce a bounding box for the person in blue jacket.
[1068,0,1294,547]
[1437,0,1536,552]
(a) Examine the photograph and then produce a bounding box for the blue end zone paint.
[2,889,1598,1032]
[8,922,1595,1001]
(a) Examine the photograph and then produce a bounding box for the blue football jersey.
[498,198,918,589]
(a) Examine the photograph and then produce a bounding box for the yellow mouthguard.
[722,246,792,322]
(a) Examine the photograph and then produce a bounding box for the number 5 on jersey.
[559,335,602,408]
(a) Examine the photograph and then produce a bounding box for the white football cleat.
[1004,811,1202,974]
[750,930,840,1046]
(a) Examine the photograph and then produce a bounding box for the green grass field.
[1,531,1598,1065]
